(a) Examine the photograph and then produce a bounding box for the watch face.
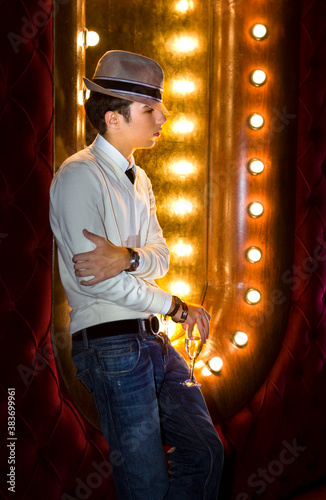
[128,248,140,271]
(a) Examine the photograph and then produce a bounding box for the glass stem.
[189,358,195,381]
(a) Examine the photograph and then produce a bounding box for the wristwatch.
[126,248,140,272]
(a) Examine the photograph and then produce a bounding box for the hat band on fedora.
[93,78,163,102]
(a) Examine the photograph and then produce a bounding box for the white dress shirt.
[50,135,172,333]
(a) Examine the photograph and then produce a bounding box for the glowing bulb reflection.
[202,366,213,377]
[78,90,84,106]
[171,281,190,296]
[246,247,262,263]
[173,243,193,257]
[173,119,194,134]
[77,29,100,48]
[176,0,194,12]
[173,80,195,94]
[173,199,193,215]
[78,89,91,105]
[173,36,198,53]
[172,161,194,175]
[248,158,265,175]
[77,31,85,48]
[245,288,261,305]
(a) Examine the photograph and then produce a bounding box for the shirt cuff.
[160,294,172,315]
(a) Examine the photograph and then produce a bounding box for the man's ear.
[104,110,120,130]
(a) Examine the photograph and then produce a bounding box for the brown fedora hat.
[83,50,169,115]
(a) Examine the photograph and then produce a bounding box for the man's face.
[121,101,167,151]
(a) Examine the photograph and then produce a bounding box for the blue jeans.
[71,329,224,500]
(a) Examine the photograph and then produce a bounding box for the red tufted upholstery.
[224,1,326,499]
[0,0,325,499]
[0,1,111,499]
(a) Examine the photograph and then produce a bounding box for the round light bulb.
[248,202,264,218]
[245,288,261,305]
[232,331,248,347]
[207,357,223,373]
[86,31,100,47]
[250,23,268,40]
[250,69,267,86]
[246,247,262,263]
[248,158,265,175]
[248,113,265,130]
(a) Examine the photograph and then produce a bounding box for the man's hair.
[84,91,132,135]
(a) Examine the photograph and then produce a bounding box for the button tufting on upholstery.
[321,161,326,177]
[323,292,326,306]
[309,329,318,340]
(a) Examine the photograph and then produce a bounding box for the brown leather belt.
[71,315,160,342]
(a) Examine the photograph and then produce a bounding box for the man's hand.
[73,229,130,286]
[168,298,211,343]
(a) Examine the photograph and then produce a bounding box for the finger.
[83,229,98,240]
[80,277,100,286]
[74,261,92,271]
[72,252,92,263]
[76,268,97,277]
[83,229,107,245]
[197,317,209,343]
[187,323,194,339]
[202,314,210,336]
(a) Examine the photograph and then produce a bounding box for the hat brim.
[83,78,169,115]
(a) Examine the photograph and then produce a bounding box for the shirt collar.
[94,134,135,172]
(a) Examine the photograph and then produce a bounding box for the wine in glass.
[182,333,203,387]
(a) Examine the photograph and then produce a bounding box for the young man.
[50,50,223,500]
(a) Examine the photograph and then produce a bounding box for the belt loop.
[137,319,146,340]
[81,328,89,349]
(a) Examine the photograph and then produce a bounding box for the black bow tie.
[125,168,135,184]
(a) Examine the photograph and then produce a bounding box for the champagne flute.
[182,331,203,387]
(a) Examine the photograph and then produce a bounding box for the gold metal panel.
[52,0,301,425]
[53,0,100,427]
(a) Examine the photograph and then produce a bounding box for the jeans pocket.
[72,350,94,393]
[75,368,94,393]
[97,337,141,376]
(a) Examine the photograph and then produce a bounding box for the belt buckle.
[149,315,160,335]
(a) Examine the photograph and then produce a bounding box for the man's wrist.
[125,248,140,272]
[167,295,188,323]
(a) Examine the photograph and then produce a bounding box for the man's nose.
[157,111,167,125]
